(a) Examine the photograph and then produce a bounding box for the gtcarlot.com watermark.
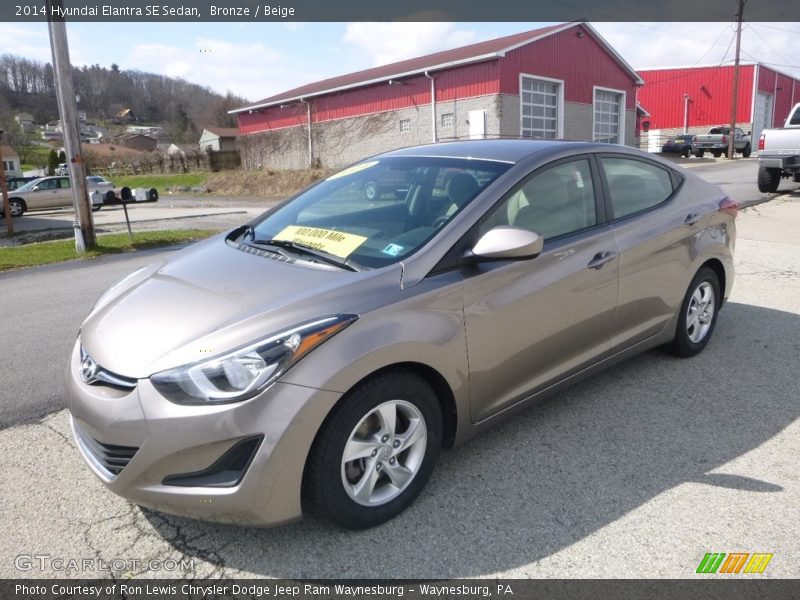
[14,554,195,573]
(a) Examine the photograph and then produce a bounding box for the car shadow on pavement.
[142,301,799,578]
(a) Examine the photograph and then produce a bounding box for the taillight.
[721,135,728,144]
[758,134,765,150]
[719,196,739,218]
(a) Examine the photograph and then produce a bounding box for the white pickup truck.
[757,102,800,193]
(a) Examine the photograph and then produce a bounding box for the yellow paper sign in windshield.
[326,160,379,181]
[274,226,367,258]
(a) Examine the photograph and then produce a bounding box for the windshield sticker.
[381,243,404,257]
[326,160,379,181]
[274,226,367,258]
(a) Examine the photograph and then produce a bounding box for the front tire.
[303,370,442,529]
[694,150,705,158]
[8,198,25,217]
[742,144,751,158]
[757,165,781,193]
[668,267,721,357]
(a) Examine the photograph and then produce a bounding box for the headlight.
[150,314,357,405]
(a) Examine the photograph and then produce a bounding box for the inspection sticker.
[274,226,367,258]
[326,160,379,181]
[381,243,405,257]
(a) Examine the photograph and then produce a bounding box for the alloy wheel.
[686,281,715,343]
[340,400,427,507]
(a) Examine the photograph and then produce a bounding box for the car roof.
[378,139,627,164]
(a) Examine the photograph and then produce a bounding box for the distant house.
[115,133,157,152]
[199,127,239,152]
[1,145,22,177]
[14,113,35,133]
[116,108,136,122]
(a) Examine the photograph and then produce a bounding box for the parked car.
[68,140,736,530]
[692,126,751,158]
[2,176,107,217]
[4,176,37,191]
[87,175,114,186]
[757,102,800,193]
[661,134,695,157]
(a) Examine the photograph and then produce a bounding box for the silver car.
[68,140,736,529]
[5,175,108,216]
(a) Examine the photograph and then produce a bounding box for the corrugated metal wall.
[498,26,637,109]
[638,65,755,130]
[238,61,501,133]
[759,66,798,127]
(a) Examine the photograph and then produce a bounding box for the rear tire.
[668,267,721,358]
[712,151,721,158]
[757,165,781,193]
[303,370,442,530]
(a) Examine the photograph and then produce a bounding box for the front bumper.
[66,340,341,526]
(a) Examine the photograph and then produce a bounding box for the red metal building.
[638,63,800,148]
[231,22,643,170]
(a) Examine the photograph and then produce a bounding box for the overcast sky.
[0,21,798,102]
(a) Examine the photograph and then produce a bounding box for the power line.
[746,24,794,68]
[747,22,800,35]
[693,24,733,66]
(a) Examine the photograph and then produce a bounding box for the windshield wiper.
[250,238,362,272]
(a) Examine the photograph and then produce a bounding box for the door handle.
[587,251,617,270]
[685,213,701,226]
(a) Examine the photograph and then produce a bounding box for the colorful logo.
[696,552,773,574]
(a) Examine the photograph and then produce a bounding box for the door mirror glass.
[471,226,543,261]
[32,185,40,191]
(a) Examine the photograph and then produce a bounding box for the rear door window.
[600,157,674,219]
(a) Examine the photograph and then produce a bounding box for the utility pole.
[47,0,95,249]
[728,0,745,160]
[0,131,13,235]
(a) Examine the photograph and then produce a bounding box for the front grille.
[79,347,137,390]
[74,422,139,477]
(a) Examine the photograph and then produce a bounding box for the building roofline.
[639,61,800,84]
[230,21,643,115]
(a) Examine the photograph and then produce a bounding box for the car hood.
[80,235,403,378]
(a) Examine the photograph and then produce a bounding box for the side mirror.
[469,226,543,261]
[746,131,751,136]
[32,185,40,191]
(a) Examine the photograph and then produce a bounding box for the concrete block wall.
[240,96,504,170]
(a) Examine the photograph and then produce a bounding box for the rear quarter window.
[601,157,675,219]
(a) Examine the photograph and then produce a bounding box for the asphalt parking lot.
[0,166,799,579]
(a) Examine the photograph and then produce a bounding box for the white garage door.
[752,91,773,143]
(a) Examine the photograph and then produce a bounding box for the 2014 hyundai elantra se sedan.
[68,140,736,529]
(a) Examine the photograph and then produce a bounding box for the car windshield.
[248,156,511,269]
[14,178,44,193]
